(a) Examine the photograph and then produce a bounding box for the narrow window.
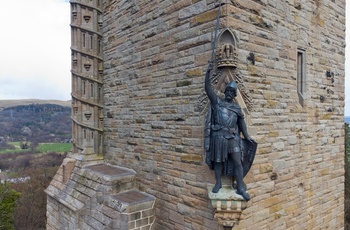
[83,33,86,47]
[297,49,306,106]
[91,83,94,97]
[84,129,87,139]
[83,81,86,95]
[90,35,93,49]
[98,39,101,55]
[98,87,102,100]
[91,131,94,139]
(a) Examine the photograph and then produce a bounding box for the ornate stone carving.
[196,29,253,115]
[207,178,248,229]
[217,44,237,68]
[83,15,91,23]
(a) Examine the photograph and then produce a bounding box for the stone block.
[179,1,207,19]
[142,208,156,218]
[169,209,185,224]
[191,10,219,25]
[83,163,136,184]
[142,224,154,230]
[259,163,273,173]
[180,154,202,164]
[110,190,155,214]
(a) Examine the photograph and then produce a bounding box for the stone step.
[110,190,155,213]
[81,163,137,194]
[47,162,156,229]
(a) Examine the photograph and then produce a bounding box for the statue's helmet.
[225,81,237,98]
[224,81,238,98]
[225,81,237,90]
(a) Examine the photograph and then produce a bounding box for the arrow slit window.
[297,48,306,106]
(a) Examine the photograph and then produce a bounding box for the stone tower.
[70,0,104,159]
[47,1,156,229]
[47,0,346,229]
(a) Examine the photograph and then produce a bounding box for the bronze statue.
[204,64,256,201]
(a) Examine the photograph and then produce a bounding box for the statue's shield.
[242,139,257,177]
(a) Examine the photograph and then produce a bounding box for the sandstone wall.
[102,0,345,229]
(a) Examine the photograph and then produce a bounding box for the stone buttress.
[45,1,155,229]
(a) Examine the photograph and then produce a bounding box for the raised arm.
[205,64,217,105]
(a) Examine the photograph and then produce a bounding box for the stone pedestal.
[208,177,247,229]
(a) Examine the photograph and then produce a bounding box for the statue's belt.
[211,125,238,134]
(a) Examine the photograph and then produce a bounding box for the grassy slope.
[0,142,72,154]
[36,143,72,153]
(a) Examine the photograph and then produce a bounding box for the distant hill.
[0,100,71,143]
[0,99,71,110]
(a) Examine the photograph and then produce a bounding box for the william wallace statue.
[204,63,256,201]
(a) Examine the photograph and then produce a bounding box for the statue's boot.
[212,163,223,193]
[233,157,250,201]
[212,182,222,193]
[237,189,250,201]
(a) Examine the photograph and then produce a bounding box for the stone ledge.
[208,185,247,202]
[113,190,155,205]
[106,190,156,230]
[69,153,104,163]
[207,185,247,229]
[82,163,136,184]
[107,190,155,214]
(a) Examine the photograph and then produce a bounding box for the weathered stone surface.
[46,162,155,230]
[48,0,345,229]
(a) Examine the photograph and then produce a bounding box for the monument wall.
[46,0,346,229]
[102,0,345,229]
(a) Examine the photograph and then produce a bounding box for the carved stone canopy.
[196,28,253,115]
[216,29,238,68]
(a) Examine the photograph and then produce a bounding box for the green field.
[0,142,72,154]
[36,143,72,153]
[0,142,25,154]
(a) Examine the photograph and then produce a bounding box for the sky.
[0,0,71,101]
[1,1,350,115]
[346,2,350,116]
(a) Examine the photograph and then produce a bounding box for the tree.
[0,182,20,230]
[345,123,350,228]
[11,152,66,230]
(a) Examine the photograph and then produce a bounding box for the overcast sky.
[0,0,70,101]
[345,2,350,116]
[1,1,349,115]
